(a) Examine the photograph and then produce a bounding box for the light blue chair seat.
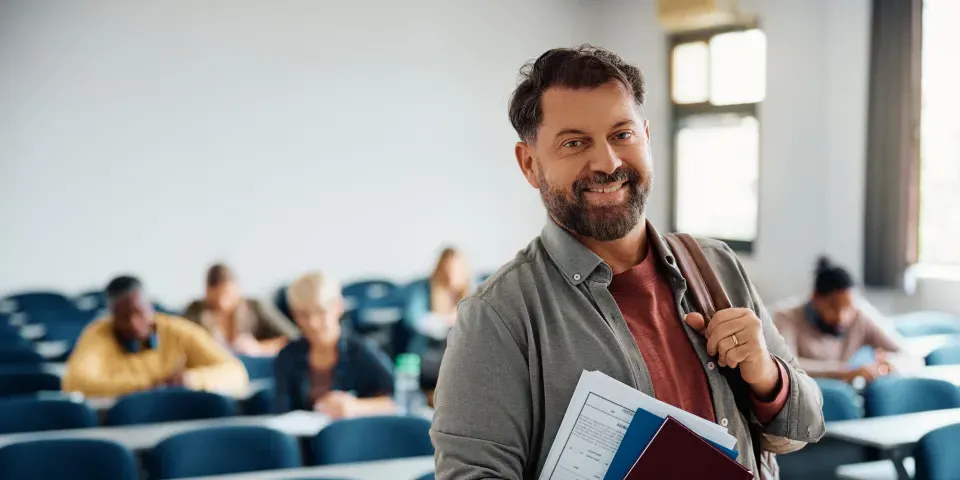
[863,377,960,417]
[814,378,862,421]
[914,422,960,480]
[892,311,960,337]
[926,346,960,366]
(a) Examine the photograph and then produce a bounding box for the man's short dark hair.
[105,275,143,302]
[508,45,646,142]
[206,263,234,288]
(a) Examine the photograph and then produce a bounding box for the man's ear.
[515,142,540,189]
[643,118,651,142]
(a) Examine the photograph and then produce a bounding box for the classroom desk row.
[39,363,273,412]
[0,410,330,451]
[827,408,960,480]
[177,456,435,480]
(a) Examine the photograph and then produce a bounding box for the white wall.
[0,0,587,306]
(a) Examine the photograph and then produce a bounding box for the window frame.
[667,25,763,254]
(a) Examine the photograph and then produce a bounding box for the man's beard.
[538,165,651,242]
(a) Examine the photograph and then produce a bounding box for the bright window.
[919,0,960,265]
[670,28,765,252]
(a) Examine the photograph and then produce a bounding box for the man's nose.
[588,142,622,175]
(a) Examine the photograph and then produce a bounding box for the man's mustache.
[572,167,640,193]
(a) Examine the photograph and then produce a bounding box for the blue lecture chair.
[73,290,107,313]
[0,347,45,365]
[0,372,60,398]
[342,279,400,315]
[105,389,238,426]
[814,378,862,421]
[240,386,274,415]
[926,345,960,366]
[892,311,960,337]
[0,397,98,434]
[0,291,75,314]
[147,426,301,479]
[0,439,138,480]
[914,422,960,480]
[310,416,434,465]
[238,354,276,380]
[863,376,960,417]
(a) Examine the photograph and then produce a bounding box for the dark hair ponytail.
[814,256,854,295]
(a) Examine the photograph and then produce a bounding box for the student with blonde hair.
[273,271,396,418]
[405,247,473,403]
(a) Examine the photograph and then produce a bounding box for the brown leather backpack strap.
[664,232,768,477]
[663,233,716,319]
[675,233,733,312]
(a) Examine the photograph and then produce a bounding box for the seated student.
[405,247,472,403]
[274,271,395,418]
[183,264,297,356]
[63,275,249,397]
[774,257,908,382]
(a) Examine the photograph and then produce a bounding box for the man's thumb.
[685,312,706,333]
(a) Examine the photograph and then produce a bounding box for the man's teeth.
[588,184,623,193]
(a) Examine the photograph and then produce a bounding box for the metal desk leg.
[888,450,911,480]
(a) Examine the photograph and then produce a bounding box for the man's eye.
[614,131,633,140]
[563,140,584,148]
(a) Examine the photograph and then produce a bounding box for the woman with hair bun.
[772,256,907,383]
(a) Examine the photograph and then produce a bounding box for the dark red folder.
[625,416,753,480]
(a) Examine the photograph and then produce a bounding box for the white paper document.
[538,370,737,480]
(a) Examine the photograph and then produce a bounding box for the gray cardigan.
[430,221,825,479]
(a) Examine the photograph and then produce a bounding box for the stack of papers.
[538,370,738,480]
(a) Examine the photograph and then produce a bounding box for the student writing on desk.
[773,257,914,383]
[62,275,249,397]
[273,271,396,419]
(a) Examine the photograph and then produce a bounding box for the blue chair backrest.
[147,425,301,479]
[105,388,237,426]
[0,397,97,434]
[73,290,107,313]
[0,347,43,364]
[274,285,293,320]
[342,280,401,313]
[0,438,138,480]
[926,346,960,366]
[240,386,274,415]
[239,355,276,380]
[814,378,862,421]
[0,292,75,315]
[914,422,960,480]
[417,474,436,480]
[863,376,960,417]
[0,334,30,349]
[893,311,960,337]
[0,372,60,398]
[42,320,91,345]
[311,415,434,465]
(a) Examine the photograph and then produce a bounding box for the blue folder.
[603,409,739,480]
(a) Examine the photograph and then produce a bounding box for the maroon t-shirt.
[609,244,788,424]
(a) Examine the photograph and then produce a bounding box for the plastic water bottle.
[394,353,422,416]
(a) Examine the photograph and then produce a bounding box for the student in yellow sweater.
[63,275,249,397]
